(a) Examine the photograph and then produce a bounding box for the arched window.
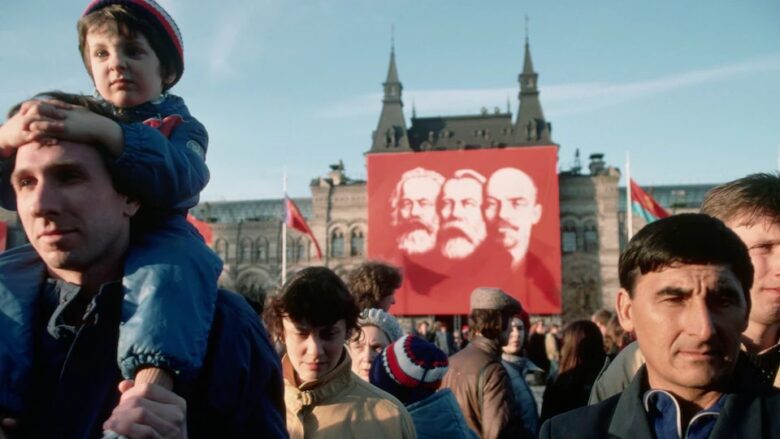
[584,223,599,253]
[287,238,303,263]
[561,223,577,254]
[254,238,268,263]
[350,229,364,257]
[239,237,253,264]
[331,230,345,258]
[214,238,229,262]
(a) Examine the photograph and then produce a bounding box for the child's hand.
[0,99,68,157]
[56,105,124,157]
[103,380,187,439]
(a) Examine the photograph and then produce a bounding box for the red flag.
[187,214,213,245]
[630,179,670,221]
[0,221,6,251]
[285,196,322,259]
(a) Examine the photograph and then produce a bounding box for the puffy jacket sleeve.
[109,114,209,210]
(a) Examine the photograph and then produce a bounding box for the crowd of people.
[0,0,779,437]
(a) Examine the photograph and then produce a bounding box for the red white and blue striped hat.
[82,0,184,87]
[370,335,449,405]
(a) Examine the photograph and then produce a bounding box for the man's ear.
[123,197,141,218]
[532,203,542,225]
[616,288,635,333]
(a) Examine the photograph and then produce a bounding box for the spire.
[514,28,552,145]
[370,41,410,152]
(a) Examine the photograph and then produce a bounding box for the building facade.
[194,38,629,322]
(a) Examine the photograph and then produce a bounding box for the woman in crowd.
[347,307,404,381]
[501,311,541,437]
[370,335,478,439]
[264,267,416,438]
[540,320,606,423]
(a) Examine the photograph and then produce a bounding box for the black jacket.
[540,360,780,439]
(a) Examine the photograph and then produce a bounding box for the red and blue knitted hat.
[82,0,184,88]
[370,335,449,405]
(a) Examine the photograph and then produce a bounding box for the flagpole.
[626,152,633,240]
[282,167,288,286]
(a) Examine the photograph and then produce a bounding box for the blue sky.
[2,0,779,201]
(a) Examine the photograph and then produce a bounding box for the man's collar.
[642,388,724,439]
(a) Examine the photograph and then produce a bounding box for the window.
[350,229,364,257]
[562,224,577,254]
[331,230,345,258]
[286,238,300,263]
[239,237,253,264]
[584,224,598,253]
[254,238,268,263]
[215,238,229,261]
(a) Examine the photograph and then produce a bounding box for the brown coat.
[441,335,528,439]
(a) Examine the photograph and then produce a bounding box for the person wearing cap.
[441,287,532,439]
[0,94,286,437]
[0,0,220,415]
[264,267,416,439]
[347,307,404,381]
[371,335,479,439]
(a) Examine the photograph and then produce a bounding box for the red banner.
[0,221,6,251]
[367,147,561,315]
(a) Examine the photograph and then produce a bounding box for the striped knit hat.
[82,0,184,88]
[370,335,449,405]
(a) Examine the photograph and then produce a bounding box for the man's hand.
[103,380,187,439]
[0,99,68,157]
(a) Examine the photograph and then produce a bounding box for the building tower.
[514,36,552,145]
[370,45,410,152]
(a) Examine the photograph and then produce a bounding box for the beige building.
[194,39,632,322]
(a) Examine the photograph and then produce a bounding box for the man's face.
[503,316,526,355]
[395,177,441,255]
[283,317,346,383]
[86,24,169,108]
[439,177,487,259]
[12,141,138,282]
[484,168,541,265]
[617,264,748,395]
[727,216,780,329]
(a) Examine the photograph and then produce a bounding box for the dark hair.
[2,92,125,210]
[603,314,625,354]
[469,307,517,340]
[701,173,780,226]
[264,266,360,341]
[558,320,605,375]
[619,214,753,302]
[347,261,402,310]
[590,309,613,327]
[77,4,180,91]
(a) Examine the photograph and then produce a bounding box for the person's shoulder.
[540,395,620,439]
[351,373,409,413]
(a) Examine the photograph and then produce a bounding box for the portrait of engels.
[390,166,542,269]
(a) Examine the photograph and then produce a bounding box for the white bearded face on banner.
[484,167,542,267]
[391,168,444,255]
[439,170,487,260]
